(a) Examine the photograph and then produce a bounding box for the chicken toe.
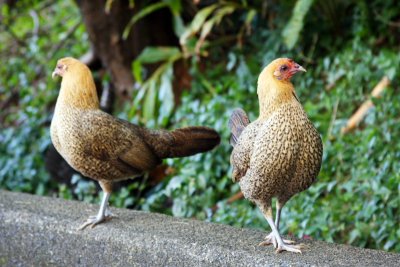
[77,191,112,230]
[259,232,295,247]
[275,243,303,254]
[78,213,113,230]
[259,232,277,247]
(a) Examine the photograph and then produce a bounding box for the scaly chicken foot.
[259,232,295,247]
[265,216,302,254]
[275,241,303,254]
[78,191,112,230]
[78,214,113,230]
[259,206,295,247]
[258,205,295,248]
[258,203,302,253]
[259,232,277,247]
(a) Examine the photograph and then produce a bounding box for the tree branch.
[341,76,390,134]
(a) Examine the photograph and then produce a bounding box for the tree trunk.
[75,0,178,99]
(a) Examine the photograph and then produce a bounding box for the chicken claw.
[77,192,114,230]
[259,232,295,248]
[275,242,303,254]
[78,214,113,230]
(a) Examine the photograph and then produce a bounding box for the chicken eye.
[280,65,288,72]
[57,64,63,69]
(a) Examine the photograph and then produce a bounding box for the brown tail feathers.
[228,108,250,146]
[144,126,220,159]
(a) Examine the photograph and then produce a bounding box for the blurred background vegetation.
[1,0,399,252]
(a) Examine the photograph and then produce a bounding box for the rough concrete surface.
[0,190,398,267]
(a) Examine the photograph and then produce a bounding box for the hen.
[51,57,220,229]
[229,58,323,253]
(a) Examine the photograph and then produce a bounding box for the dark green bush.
[137,39,399,252]
[0,0,89,195]
[1,0,399,252]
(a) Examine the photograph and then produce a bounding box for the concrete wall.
[0,190,398,266]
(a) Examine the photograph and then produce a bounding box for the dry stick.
[227,191,244,204]
[341,76,390,134]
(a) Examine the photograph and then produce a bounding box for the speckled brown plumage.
[51,57,220,229]
[229,58,323,253]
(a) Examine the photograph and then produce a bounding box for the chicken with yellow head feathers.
[229,58,323,253]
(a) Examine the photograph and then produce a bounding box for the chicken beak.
[294,63,306,73]
[52,66,63,80]
[298,65,306,72]
[52,63,66,80]
[52,70,58,80]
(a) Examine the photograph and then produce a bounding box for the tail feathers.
[144,126,220,159]
[228,108,250,146]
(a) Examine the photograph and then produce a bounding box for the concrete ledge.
[0,190,398,266]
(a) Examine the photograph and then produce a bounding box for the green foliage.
[131,47,180,126]
[1,0,399,253]
[129,1,257,126]
[126,1,400,252]
[138,37,400,252]
[284,44,400,251]
[282,0,314,49]
[0,1,89,193]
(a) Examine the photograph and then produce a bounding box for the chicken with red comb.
[229,58,322,253]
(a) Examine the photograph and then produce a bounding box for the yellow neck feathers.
[58,67,99,110]
[257,70,296,118]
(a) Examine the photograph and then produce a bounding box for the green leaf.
[143,80,157,122]
[132,60,142,83]
[172,14,185,37]
[135,46,181,64]
[190,4,236,54]
[105,0,114,13]
[179,4,218,45]
[282,0,314,50]
[190,4,218,32]
[198,5,235,41]
[244,9,256,27]
[213,5,235,23]
[198,20,214,47]
[158,65,174,126]
[165,0,181,15]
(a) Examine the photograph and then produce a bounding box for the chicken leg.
[78,181,113,230]
[78,191,113,230]
[259,201,295,247]
[258,202,302,253]
[229,58,322,254]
